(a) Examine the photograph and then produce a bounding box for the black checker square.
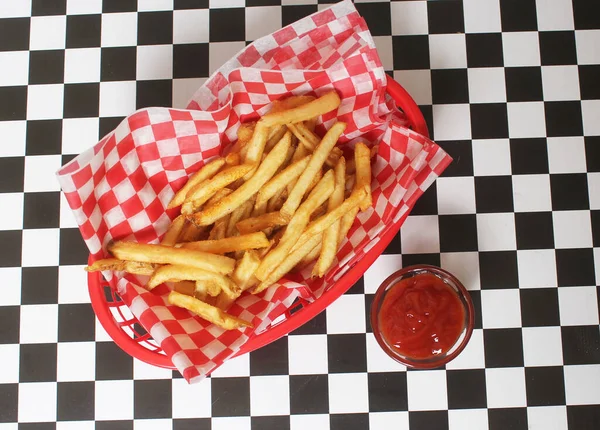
[21,267,59,305]
[134,380,172,419]
[446,369,487,409]
[515,212,555,250]
[474,176,514,213]
[383,231,401,255]
[470,103,509,139]
[431,69,469,105]
[32,0,66,16]
[174,0,209,9]
[26,120,62,156]
[59,228,90,266]
[0,86,27,121]
[0,230,22,268]
[439,215,478,252]
[0,18,30,52]
[23,192,61,229]
[437,141,473,177]
[368,372,408,412]
[282,5,318,28]
[211,377,250,417]
[410,184,438,216]
[572,0,600,30]
[561,325,600,365]
[96,421,134,430]
[327,334,367,373]
[57,381,95,421]
[289,374,329,415]
[290,309,326,335]
[539,31,578,66]
[409,411,449,430]
[510,138,549,175]
[469,290,483,330]
[251,416,290,430]
[250,336,288,376]
[567,405,600,430]
[505,67,543,102]
[0,383,17,423]
[96,341,133,380]
[209,8,245,42]
[99,116,126,140]
[355,2,391,37]
[500,0,538,32]
[550,173,589,210]
[525,366,566,406]
[393,35,430,70]
[0,306,19,344]
[17,424,56,430]
[103,0,137,13]
[427,0,464,34]
[346,276,364,295]
[544,101,583,137]
[579,65,600,100]
[136,80,172,109]
[66,14,101,49]
[484,328,524,368]
[592,211,600,247]
[100,47,137,82]
[330,414,369,430]
[20,343,57,382]
[138,12,173,45]
[466,33,504,68]
[556,248,596,287]
[488,408,528,430]
[520,288,560,327]
[28,50,65,85]
[63,83,100,119]
[402,253,441,270]
[173,419,211,430]
[58,303,95,342]
[365,293,374,333]
[173,44,210,79]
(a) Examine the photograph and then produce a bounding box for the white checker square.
[369,412,410,430]
[0,267,21,306]
[95,380,134,420]
[64,48,101,84]
[101,13,138,47]
[29,16,66,50]
[463,0,501,33]
[209,42,246,75]
[58,265,90,304]
[485,367,527,408]
[527,406,568,430]
[210,351,249,377]
[0,51,29,86]
[472,139,511,176]
[432,104,471,141]
[136,45,173,81]
[26,84,64,120]
[133,420,172,430]
[446,328,485,370]
[596,248,600,286]
[20,304,58,344]
[429,34,467,69]
[62,118,100,154]
[290,414,330,430]
[212,417,250,430]
[575,30,600,65]
[366,333,407,373]
[436,177,476,215]
[66,0,102,14]
[329,373,369,413]
[517,249,557,288]
[512,174,552,212]
[507,102,547,138]
[95,320,111,342]
[468,68,506,103]
[448,409,489,430]
[0,344,19,383]
[547,137,587,173]
[390,0,428,35]
[558,286,599,326]
[565,364,600,405]
[502,32,541,67]
[589,173,600,210]
[250,376,290,416]
[21,228,60,267]
[209,0,244,7]
[137,0,174,11]
[18,382,57,423]
[536,0,574,30]
[282,0,317,4]
[522,326,564,367]
[0,1,31,18]
[288,334,328,375]
[246,6,282,41]
[0,424,18,430]
[327,295,365,334]
[173,9,209,44]
[57,342,96,381]
[407,369,448,411]
[542,65,580,101]
[0,193,23,230]
[57,422,94,430]
[0,121,26,157]
[173,78,205,109]
[581,100,600,136]
[400,215,439,254]
[553,210,593,249]
[373,36,393,71]
[99,81,137,117]
[363,254,403,294]
[393,70,432,105]
[172,377,211,418]
[134,358,173,380]
[476,213,516,252]
[481,289,522,328]
[24,154,62,192]
[441,252,480,291]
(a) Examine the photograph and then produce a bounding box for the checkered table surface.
[0,0,599,429]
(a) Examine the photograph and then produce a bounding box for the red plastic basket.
[87,76,429,370]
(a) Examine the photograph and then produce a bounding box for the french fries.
[94,91,374,331]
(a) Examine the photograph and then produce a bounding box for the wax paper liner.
[56,0,452,383]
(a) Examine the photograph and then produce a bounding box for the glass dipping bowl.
[370,264,475,369]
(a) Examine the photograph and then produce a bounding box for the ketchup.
[378,274,465,359]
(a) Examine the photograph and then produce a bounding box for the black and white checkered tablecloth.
[0,0,599,429]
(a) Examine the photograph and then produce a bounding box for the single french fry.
[108,241,235,275]
[306,167,323,195]
[161,215,186,247]
[338,205,359,248]
[354,142,372,211]
[346,144,377,174]
[206,187,233,206]
[168,291,252,330]
[189,132,292,226]
[242,121,269,178]
[260,91,341,127]
[84,258,157,276]
[314,157,346,277]
[236,211,290,235]
[270,95,316,113]
[232,250,261,291]
[147,265,239,298]
[226,199,254,237]
[280,121,346,218]
[254,170,335,281]
[256,156,310,211]
[180,232,270,254]
[182,164,255,214]
[167,158,225,209]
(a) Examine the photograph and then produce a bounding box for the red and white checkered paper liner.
[57,0,452,383]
